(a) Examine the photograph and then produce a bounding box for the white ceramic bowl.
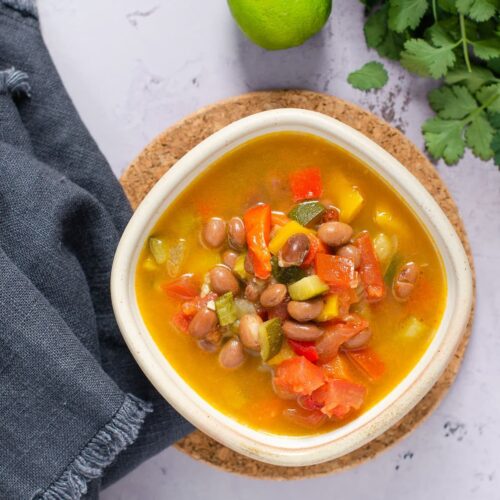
[111,109,473,467]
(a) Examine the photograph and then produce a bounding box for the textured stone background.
[38,0,500,498]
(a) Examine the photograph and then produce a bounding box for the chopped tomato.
[288,339,319,363]
[355,232,386,302]
[172,311,190,332]
[301,233,328,268]
[310,379,366,419]
[161,274,200,301]
[336,288,360,316]
[271,211,290,227]
[243,204,272,279]
[289,167,323,202]
[181,292,217,317]
[315,254,356,289]
[273,356,325,397]
[316,314,370,363]
[345,348,385,381]
[283,408,327,429]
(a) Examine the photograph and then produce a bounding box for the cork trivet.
[121,90,475,480]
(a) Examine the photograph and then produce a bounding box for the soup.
[135,131,446,436]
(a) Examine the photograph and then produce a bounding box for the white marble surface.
[37,1,500,498]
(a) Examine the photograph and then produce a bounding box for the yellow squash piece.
[267,342,295,366]
[268,221,313,255]
[316,294,339,322]
[330,173,364,223]
[373,208,410,240]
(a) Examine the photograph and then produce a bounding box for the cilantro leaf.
[476,83,500,112]
[422,117,466,164]
[465,112,494,159]
[445,65,497,92]
[427,23,458,47]
[428,85,478,119]
[348,61,389,90]
[456,0,497,22]
[364,6,387,48]
[438,0,459,13]
[488,111,500,127]
[376,29,406,60]
[401,39,457,78]
[388,0,429,32]
[472,38,500,61]
[491,130,500,166]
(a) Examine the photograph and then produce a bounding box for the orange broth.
[135,131,447,436]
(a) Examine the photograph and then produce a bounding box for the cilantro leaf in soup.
[347,61,389,90]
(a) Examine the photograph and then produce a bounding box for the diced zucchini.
[259,318,284,361]
[215,292,237,326]
[288,201,325,226]
[374,208,410,240]
[166,238,187,277]
[384,253,401,285]
[271,256,307,285]
[330,173,364,223]
[373,233,398,272]
[233,298,256,318]
[233,254,248,280]
[267,341,295,366]
[148,237,168,264]
[399,316,428,339]
[316,294,339,322]
[288,275,329,301]
[268,221,313,255]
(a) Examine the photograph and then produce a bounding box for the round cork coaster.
[121,90,475,480]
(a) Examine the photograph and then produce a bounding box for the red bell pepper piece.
[289,167,323,202]
[315,253,356,289]
[243,204,272,279]
[355,231,386,302]
[288,339,319,363]
[345,348,386,381]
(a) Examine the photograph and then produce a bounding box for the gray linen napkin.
[0,2,192,498]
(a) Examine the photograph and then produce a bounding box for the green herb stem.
[459,14,472,73]
[462,92,500,126]
[431,0,438,22]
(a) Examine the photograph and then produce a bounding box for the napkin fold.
[0,2,192,498]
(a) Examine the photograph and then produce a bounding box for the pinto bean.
[244,281,261,302]
[393,262,419,302]
[238,314,262,350]
[202,217,226,248]
[342,328,372,350]
[282,320,324,341]
[336,244,361,268]
[228,217,246,250]
[209,265,239,295]
[222,250,239,269]
[260,284,287,308]
[188,307,218,339]
[287,300,324,322]
[317,221,353,248]
[279,233,310,267]
[218,338,246,369]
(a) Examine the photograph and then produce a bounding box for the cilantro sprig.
[356,0,500,166]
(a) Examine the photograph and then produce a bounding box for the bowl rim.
[111,108,473,466]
